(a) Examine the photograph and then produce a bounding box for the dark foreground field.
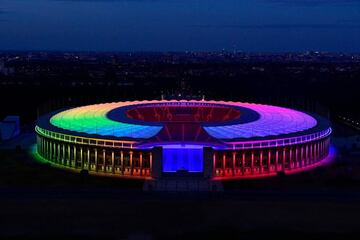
[1,148,360,239]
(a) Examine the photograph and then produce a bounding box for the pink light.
[213,145,336,180]
[204,102,318,140]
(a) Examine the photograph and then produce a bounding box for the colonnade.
[213,138,330,177]
[36,136,152,177]
[36,134,331,179]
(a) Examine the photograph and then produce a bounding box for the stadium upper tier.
[37,100,330,146]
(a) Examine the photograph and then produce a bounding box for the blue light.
[162,145,203,172]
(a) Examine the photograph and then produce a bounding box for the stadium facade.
[35,100,332,180]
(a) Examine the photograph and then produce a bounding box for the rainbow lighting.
[35,100,332,180]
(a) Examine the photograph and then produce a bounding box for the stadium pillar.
[48,141,51,160]
[67,145,71,166]
[310,144,313,164]
[289,148,293,169]
[111,150,115,173]
[42,139,45,157]
[43,139,46,157]
[139,152,143,176]
[46,140,49,160]
[37,137,40,155]
[56,143,58,162]
[49,140,52,161]
[80,147,83,169]
[130,151,133,175]
[49,141,52,160]
[51,142,54,162]
[87,148,90,170]
[317,142,320,159]
[37,137,40,154]
[149,152,153,176]
[251,151,254,174]
[275,150,279,172]
[268,150,271,172]
[120,151,124,175]
[317,141,320,160]
[57,144,60,163]
[222,153,226,176]
[103,149,106,172]
[321,141,324,157]
[44,139,46,157]
[54,142,57,162]
[48,141,51,161]
[39,137,42,155]
[282,148,286,170]
[213,153,217,177]
[50,142,53,162]
[232,152,236,176]
[38,137,41,155]
[73,146,76,168]
[46,140,48,158]
[43,139,46,158]
[260,150,263,173]
[321,141,323,158]
[301,146,304,167]
[94,148,98,172]
[62,144,65,165]
[313,143,316,162]
[242,152,245,175]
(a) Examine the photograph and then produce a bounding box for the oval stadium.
[35,100,332,181]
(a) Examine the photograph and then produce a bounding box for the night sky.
[1,0,360,52]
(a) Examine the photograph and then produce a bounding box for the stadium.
[35,100,332,180]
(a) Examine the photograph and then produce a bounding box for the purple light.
[204,102,317,139]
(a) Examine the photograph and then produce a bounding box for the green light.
[50,102,162,138]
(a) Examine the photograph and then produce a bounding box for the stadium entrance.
[162,145,203,173]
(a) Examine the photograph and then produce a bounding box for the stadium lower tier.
[36,134,330,180]
[212,138,330,179]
